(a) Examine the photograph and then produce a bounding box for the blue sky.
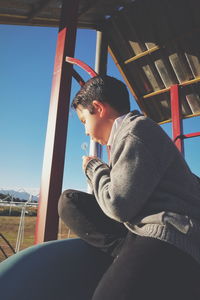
[0,24,199,195]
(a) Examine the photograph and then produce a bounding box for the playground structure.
[0,0,200,298]
[1,0,200,244]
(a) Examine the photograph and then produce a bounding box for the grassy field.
[0,212,76,262]
[0,216,36,261]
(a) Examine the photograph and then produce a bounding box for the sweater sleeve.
[85,134,161,223]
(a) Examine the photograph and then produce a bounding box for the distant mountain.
[0,189,39,202]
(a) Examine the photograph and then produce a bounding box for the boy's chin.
[93,139,106,145]
[98,139,107,145]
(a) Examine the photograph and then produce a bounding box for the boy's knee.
[58,189,78,219]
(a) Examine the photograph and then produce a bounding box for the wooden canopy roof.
[1,0,200,123]
[0,0,131,28]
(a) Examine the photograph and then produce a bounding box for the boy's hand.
[82,156,97,171]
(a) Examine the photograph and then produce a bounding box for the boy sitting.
[58,75,200,300]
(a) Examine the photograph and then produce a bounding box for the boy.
[58,75,200,299]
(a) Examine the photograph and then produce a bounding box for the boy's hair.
[71,75,130,115]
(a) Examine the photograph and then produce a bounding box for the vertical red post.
[35,0,79,244]
[170,84,184,155]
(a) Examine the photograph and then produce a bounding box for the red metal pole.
[35,0,79,244]
[66,57,98,77]
[183,132,200,139]
[170,84,184,155]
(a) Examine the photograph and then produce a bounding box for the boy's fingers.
[82,156,94,171]
[82,156,98,171]
[82,156,89,170]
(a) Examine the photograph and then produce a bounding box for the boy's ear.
[92,100,105,117]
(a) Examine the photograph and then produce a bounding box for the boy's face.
[76,102,113,145]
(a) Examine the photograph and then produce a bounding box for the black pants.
[58,189,200,300]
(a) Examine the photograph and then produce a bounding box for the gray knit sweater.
[85,112,200,263]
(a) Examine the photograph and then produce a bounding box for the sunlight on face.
[76,105,109,145]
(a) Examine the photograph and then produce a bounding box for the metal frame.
[89,30,108,160]
[35,0,80,244]
[66,56,98,77]
[170,85,184,154]
[34,1,200,242]
[170,84,200,155]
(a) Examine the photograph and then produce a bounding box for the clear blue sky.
[0,24,199,195]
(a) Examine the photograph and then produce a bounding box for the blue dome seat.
[0,238,112,300]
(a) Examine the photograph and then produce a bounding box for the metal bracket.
[66,56,98,84]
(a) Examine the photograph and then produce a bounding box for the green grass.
[0,216,36,262]
[0,210,76,262]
